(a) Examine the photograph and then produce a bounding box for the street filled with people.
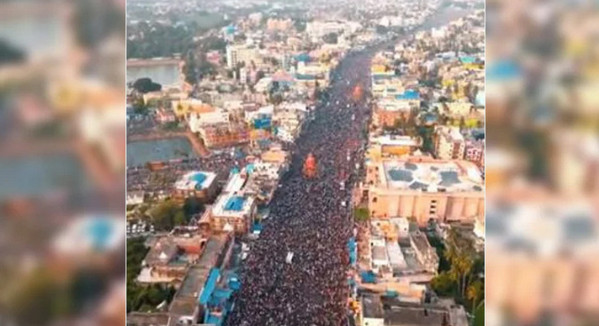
[224,50,373,326]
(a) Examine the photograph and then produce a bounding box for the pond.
[127,137,197,167]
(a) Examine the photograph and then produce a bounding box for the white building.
[173,171,217,199]
[370,235,390,273]
[211,193,256,235]
[226,44,260,69]
[188,109,230,133]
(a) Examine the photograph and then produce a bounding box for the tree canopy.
[354,207,370,222]
[148,200,187,231]
[132,78,162,94]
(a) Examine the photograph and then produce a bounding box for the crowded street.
[224,49,373,326]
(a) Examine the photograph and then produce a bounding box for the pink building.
[465,139,484,168]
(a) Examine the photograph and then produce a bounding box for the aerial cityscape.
[1,0,598,325]
[125,0,485,325]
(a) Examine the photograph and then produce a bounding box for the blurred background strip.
[0,0,126,325]
[486,0,599,325]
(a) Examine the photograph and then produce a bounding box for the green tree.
[183,52,197,85]
[149,200,186,231]
[430,271,455,297]
[133,78,162,93]
[183,197,205,218]
[467,279,483,313]
[354,207,370,222]
[133,98,149,115]
[444,229,475,298]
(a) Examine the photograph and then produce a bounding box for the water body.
[127,137,197,167]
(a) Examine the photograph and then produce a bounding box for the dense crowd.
[225,51,372,326]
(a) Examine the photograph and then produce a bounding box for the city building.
[210,193,256,235]
[360,295,468,326]
[464,139,484,168]
[409,230,439,274]
[198,123,250,148]
[173,171,218,200]
[261,146,290,165]
[361,295,384,326]
[171,99,215,120]
[369,135,421,157]
[434,126,465,160]
[365,157,484,226]
[188,108,230,132]
[167,234,233,326]
[266,18,293,32]
[306,20,353,39]
[137,234,208,283]
[372,99,411,128]
[226,44,260,69]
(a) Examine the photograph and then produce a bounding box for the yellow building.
[171,99,215,119]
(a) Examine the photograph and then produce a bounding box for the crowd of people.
[225,50,373,326]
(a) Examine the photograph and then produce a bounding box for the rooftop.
[378,158,483,193]
[384,305,453,326]
[169,235,228,318]
[371,135,420,147]
[212,193,255,218]
[174,171,217,191]
[223,172,247,193]
[362,295,384,319]
[127,312,170,326]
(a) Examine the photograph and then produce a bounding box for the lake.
[127,137,197,167]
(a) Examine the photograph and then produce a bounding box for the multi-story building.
[266,18,293,32]
[167,234,233,326]
[365,156,484,226]
[210,193,256,235]
[305,20,349,39]
[360,294,468,326]
[137,234,208,283]
[188,108,230,133]
[409,230,439,273]
[173,171,218,200]
[198,123,250,148]
[464,139,484,168]
[226,44,260,69]
[369,135,421,157]
[372,99,411,128]
[434,126,465,160]
[171,99,214,120]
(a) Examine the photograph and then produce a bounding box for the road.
[224,7,474,326]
